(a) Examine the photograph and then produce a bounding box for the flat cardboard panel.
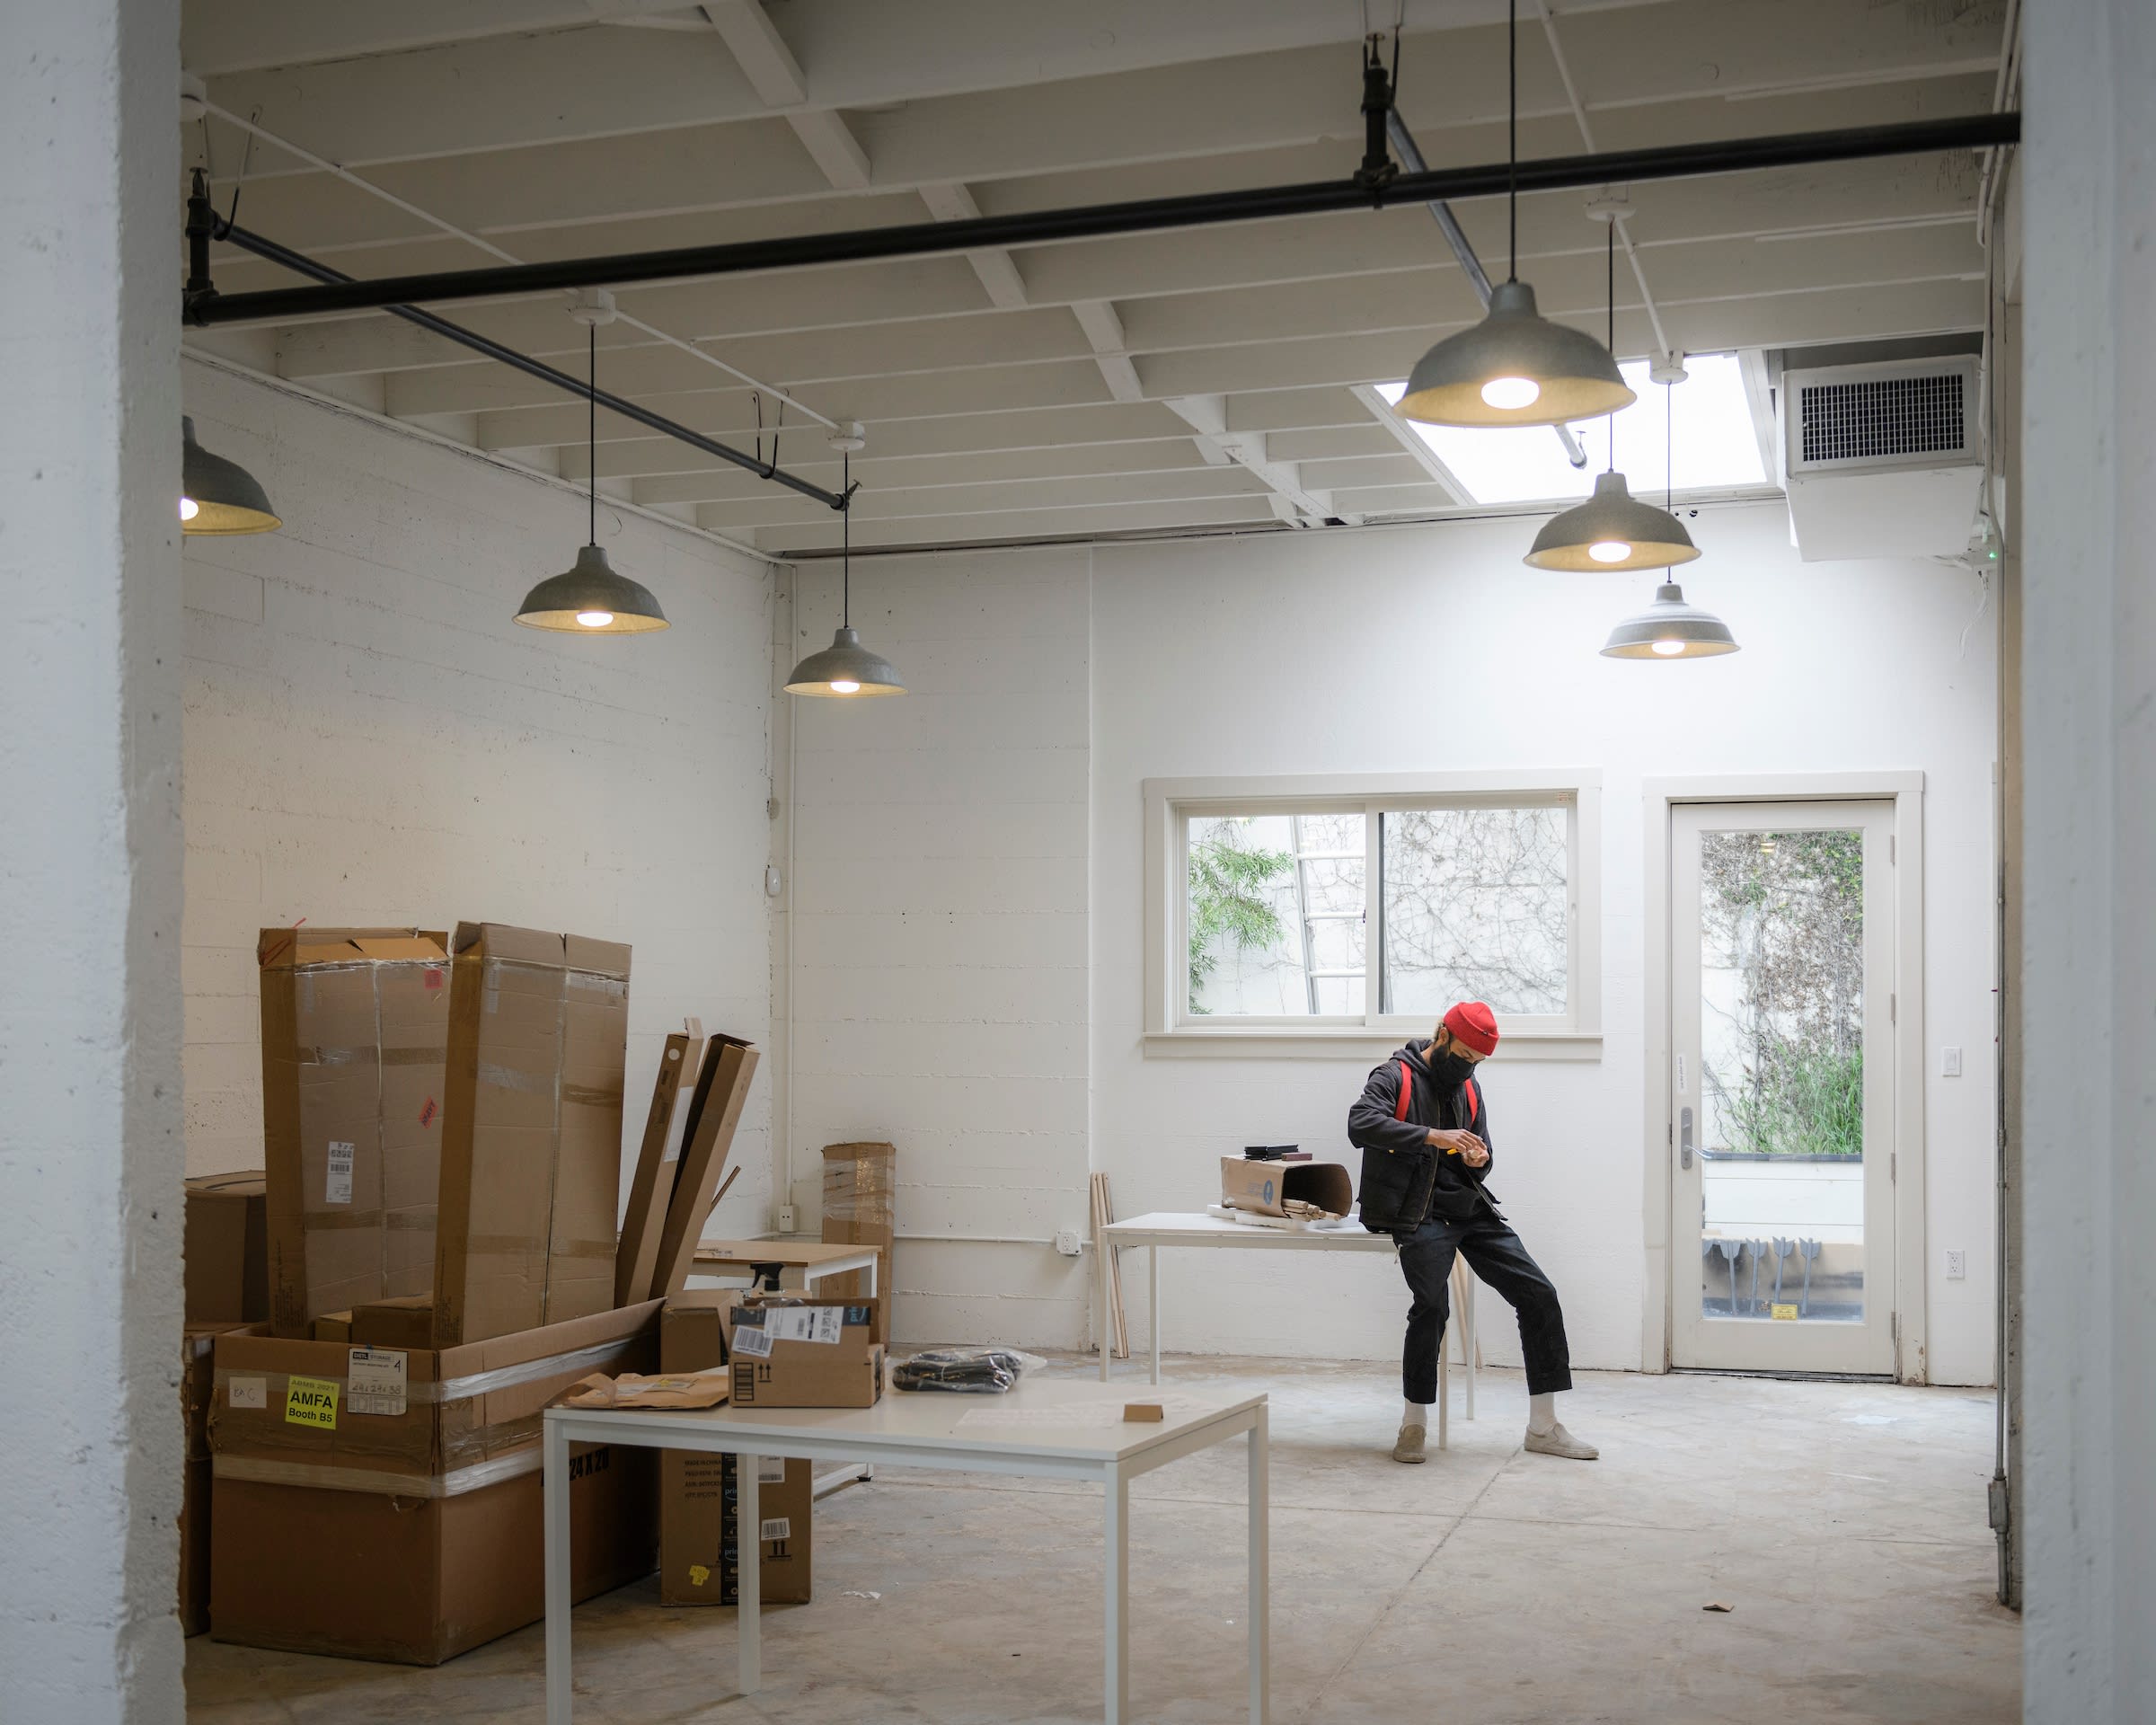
[258,929,449,1337]
[650,1038,760,1300]
[615,1032,695,1306]
[433,923,629,1346]
[659,1299,812,1606]
[184,1173,269,1323]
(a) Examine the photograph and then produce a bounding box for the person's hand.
[1427,1128,1489,1166]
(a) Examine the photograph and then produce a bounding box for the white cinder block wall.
[782,549,1093,1344]
[180,362,779,1233]
[782,504,2001,1385]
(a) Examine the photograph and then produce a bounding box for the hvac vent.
[1784,356,1980,476]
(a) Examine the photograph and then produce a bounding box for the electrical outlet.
[1946,1249,1966,1280]
[1941,1046,1963,1077]
[1054,1228,1082,1256]
[777,1205,797,1235]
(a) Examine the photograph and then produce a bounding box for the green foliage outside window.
[1187,822,1293,1014]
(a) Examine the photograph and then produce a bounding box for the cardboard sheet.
[649,1036,759,1299]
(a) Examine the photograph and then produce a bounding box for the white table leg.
[1436,1321,1449,1451]
[1464,1271,1477,1421]
[738,1451,761,1694]
[1105,1464,1131,1725]
[1149,1245,1162,1387]
[543,1420,572,1725]
[1248,1405,1269,1725]
[1098,1229,1113,1382]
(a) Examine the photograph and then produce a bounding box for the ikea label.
[286,1374,340,1429]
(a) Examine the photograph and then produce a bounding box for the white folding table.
[1098,1210,1478,1446]
[543,1378,1268,1725]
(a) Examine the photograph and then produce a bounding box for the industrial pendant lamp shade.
[1599,581,1738,659]
[784,443,906,696]
[1525,470,1700,571]
[784,624,905,696]
[1400,280,1637,428]
[180,417,279,535]
[517,312,667,633]
[515,544,668,633]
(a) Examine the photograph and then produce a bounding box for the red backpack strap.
[1394,1060,1413,1122]
[1464,1076,1480,1125]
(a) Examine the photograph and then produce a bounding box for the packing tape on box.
[214,1335,642,1411]
[213,1444,543,1500]
[477,1060,555,1096]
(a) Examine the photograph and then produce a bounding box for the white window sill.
[1142,1028,1604,1063]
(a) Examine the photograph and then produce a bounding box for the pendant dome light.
[1399,0,1634,429]
[1601,368,1737,659]
[181,416,280,535]
[1525,213,1699,571]
[784,443,905,697]
[515,309,668,634]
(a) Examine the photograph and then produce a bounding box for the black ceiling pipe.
[213,220,849,510]
[185,112,2019,329]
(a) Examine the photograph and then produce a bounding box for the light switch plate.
[1946,1249,1966,1280]
[1941,1046,1962,1077]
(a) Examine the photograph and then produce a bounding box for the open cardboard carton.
[1219,1155,1354,1219]
[209,1301,659,1664]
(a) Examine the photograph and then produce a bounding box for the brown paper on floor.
[433,923,631,1346]
[258,930,451,1337]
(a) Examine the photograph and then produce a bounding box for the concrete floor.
[187,1358,2019,1724]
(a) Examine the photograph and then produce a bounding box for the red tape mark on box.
[419,1096,437,1128]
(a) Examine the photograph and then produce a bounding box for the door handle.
[1680,1106,1694,1172]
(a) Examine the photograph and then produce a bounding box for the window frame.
[1144,770,1603,1061]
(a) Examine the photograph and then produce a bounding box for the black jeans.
[1400,1210,1573,1402]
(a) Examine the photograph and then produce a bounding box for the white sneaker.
[1524,1421,1598,1460]
[1392,1422,1427,1464]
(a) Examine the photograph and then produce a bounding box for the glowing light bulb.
[179,496,200,522]
[1650,638,1686,657]
[829,678,862,694]
[575,610,614,628]
[1480,376,1541,410]
[1587,540,1630,564]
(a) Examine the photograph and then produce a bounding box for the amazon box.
[658,1296,812,1606]
[434,923,631,1346]
[725,1300,884,1409]
[258,929,451,1337]
[1219,1155,1354,1219]
[208,1301,658,1664]
[185,1172,270,1323]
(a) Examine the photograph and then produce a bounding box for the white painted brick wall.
[180,362,777,1237]
[785,549,1092,1346]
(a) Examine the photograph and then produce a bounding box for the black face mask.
[1423,1047,1476,1089]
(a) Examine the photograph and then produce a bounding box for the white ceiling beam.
[1349,384,1472,507]
[180,0,690,77]
[918,181,1029,309]
[1071,300,1145,403]
[754,495,1284,554]
[1164,395,1349,526]
[692,464,1275,531]
[632,437,1216,507]
[700,1,874,191]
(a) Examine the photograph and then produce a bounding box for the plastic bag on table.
[891,1347,1047,1393]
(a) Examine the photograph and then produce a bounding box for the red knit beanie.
[1442,1001,1500,1057]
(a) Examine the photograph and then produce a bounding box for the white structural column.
[0,1,185,1721]
[2019,0,2156,1718]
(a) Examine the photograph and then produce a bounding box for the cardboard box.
[434,923,631,1346]
[208,1302,659,1664]
[659,1296,811,1606]
[185,1172,270,1323]
[351,1293,436,1350]
[820,1141,893,1339]
[1219,1156,1353,1219]
[311,1311,353,1343]
[615,1031,697,1306]
[650,1035,759,1299]
[258,929,451,1337]
[725,1301,885,1409]
[181,1319,259,1636]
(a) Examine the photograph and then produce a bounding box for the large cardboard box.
[650,1035,759,1299]
[1219,1156,1354,1219]
[185,1172,270,1323]
[258,929,451,1337]
[435,923,631,1346]
[208,1302,659,1664]
[181,1319,259,1636]
[615,1031,698,1306]
[819,1141,893,1339]
[725,1301,885,1410]
[658,1296,811,1606]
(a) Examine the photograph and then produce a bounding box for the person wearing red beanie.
[1348,1001,1597,1464]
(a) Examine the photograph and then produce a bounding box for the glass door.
[1670,801,1895,1374]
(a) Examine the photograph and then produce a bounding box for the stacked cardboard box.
[208,1303,659,1664]
[819,1141,894,1340]
[184,1173,270,1324]
[181,1319,259,1636]
[658,1295,812,1606]
[256,930,450,1337]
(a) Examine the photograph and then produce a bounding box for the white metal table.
[1098,1210,1478,1446]
[543,1377,1269,1725]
